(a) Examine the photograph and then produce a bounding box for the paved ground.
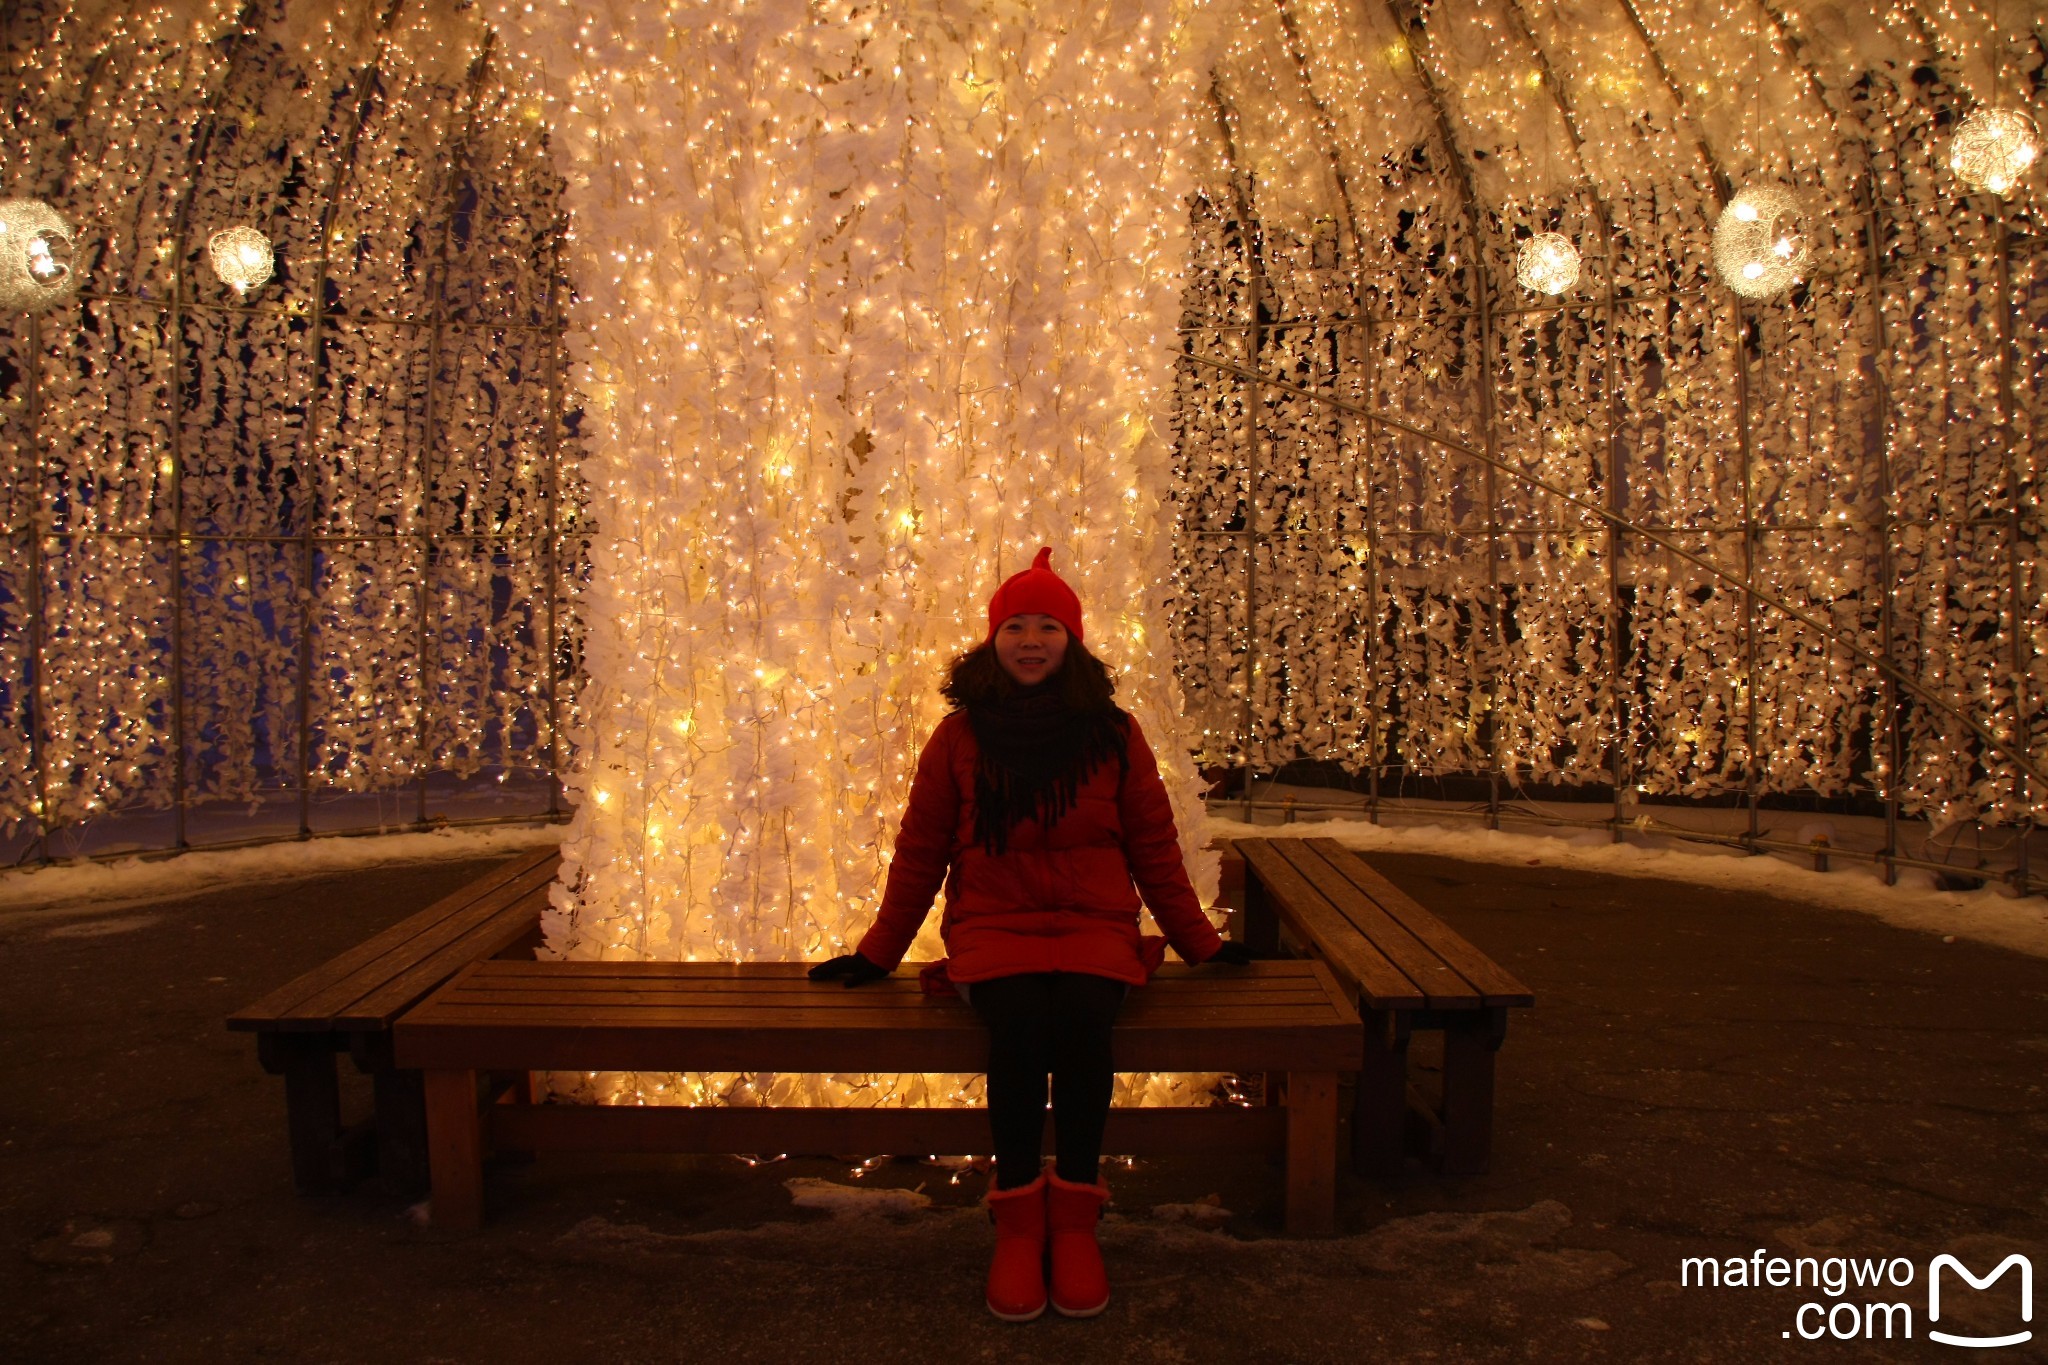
[3,846,2043,1363]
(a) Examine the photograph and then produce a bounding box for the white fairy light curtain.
[0,0,581,858]
[480,0,1224,1107]
[1171,0,2047,837]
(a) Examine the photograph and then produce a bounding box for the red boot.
[1045,1170,1111,1317]
[985,1173,1048,1322]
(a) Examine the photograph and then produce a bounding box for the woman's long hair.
[942,635,1127,853]
[941,635,1119,712]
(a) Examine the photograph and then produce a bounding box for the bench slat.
[277,857,560,1027]
[443,960,1335,990]
[1236,839,1426,1008]
[415,1004,1350,1030]
[227,846,558,1031]
[395,961,1363,1074]
[1271,839,1481,1009]
[399,1023,1362,1074]
[1303,838,1533,1007]
[230,847,561,1031]
[440,981,1337,1008]
[330,894,552,1029]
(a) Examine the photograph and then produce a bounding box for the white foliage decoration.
[486,0,1222,1109]
[1169,0,2047,840]
[0,0,577,846]
[0,0,2044,904]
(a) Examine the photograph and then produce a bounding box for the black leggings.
[969,971,1126,1190]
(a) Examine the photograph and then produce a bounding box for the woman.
[810,547,1250,1322]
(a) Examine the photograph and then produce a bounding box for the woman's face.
[994,613,1069,686]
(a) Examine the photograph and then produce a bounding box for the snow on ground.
[5,795,2044,961]
[784,1178,933,1217]
[1204,808,2048,961]
[0,824,561,921]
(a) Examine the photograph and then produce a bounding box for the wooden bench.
[226,845,559,1192]
[1228,836,1533,1177]
[393,959,1363,1235]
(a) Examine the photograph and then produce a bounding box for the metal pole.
[1362,299,1384,823]
[1733,298,1762,849]
[168,290,190,849]
[24,310,52,863]
[543,262,567,819]
[1860,155,1903,886]
[412,36,498,830]
[1995,203,2034,890]
[162,12,257,850]
[1270,0,1379,820]
[1600,218,1631,843]
[1382,0,1505,827]
[1212,83,1264,821]
[292,0,411,839]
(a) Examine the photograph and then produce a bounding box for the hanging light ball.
[1515,231,1581,295]
[1712,183,1811,299]
[0,198,79,313]
[1949,106,2038,197]
[207,225,275,295]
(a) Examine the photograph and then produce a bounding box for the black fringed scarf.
[964,688,1130,855]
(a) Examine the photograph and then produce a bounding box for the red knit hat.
[986,547,1085,643]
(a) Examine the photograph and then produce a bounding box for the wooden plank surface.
[229,846,559,1031]
[287,857,561,1024]
[334,892,552,1028]
[394,961,1363,1074]
[1235,839,1426,1008]
[1272,839,1481,1009]
[1303,838,1533,1007]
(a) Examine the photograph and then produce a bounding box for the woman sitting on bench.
[810,547,1250,1322]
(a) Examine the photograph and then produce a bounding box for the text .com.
[1681,1249,2033,1346]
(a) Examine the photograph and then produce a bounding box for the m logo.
[1929,1253,2033,1349]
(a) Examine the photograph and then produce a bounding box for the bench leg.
[1353,1010,1410,1178]
[1283,1070,1339,1236]
[374,1069,430,1195]
[1242,870,1281,957]
[1441,1007,1508,1176]
[258,1033,345,1193]
[424,1069,485,1231]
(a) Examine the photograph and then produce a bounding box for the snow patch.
[1206,815,2048,961]
[784,1178,932,1218]
[0,825,559,919]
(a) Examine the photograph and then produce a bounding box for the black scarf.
[964,688,1130,855]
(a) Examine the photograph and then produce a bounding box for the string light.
[483,0,1221,1112]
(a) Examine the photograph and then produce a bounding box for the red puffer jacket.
[856,711,1224,986]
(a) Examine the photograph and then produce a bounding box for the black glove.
[1204,941,1256,966]
[807,952,890,987]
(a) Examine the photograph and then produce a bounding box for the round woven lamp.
[0,198,79,313]
[1712,184,1810,300]
[207,226,275,295]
